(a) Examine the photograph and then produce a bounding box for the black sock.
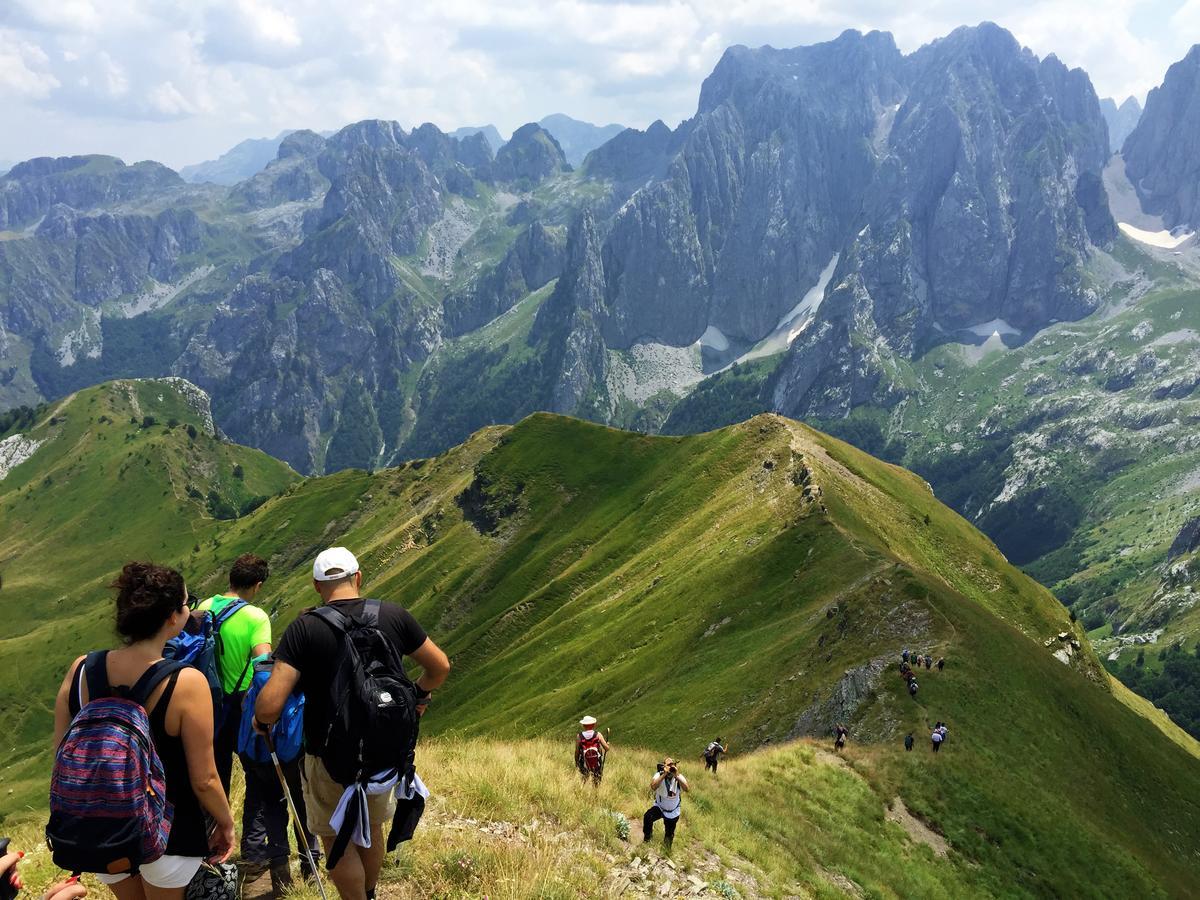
[366,888,376,900]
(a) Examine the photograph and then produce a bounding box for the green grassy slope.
[3,396,1200,894]
[0,379,297,811]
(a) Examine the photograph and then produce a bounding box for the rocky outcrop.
[774,24,1111,419]
[443,222,566,336]
[492,124,569,186]
[1123,45,1200,229]
[598,31,905,349]
[0,156,183,229]
[1100,96,1142,151]
[530,210,609,414]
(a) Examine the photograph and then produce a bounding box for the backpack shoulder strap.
[360,599,382,626]
[70,651,110,716]
[128,659,188,709]
[310,604,351,634]
[214,598,248,630]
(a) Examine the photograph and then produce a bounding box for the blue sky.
[0,0,1195,169]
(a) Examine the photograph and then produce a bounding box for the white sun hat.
[580,715,598,727]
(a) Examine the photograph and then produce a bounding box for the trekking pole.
[265,733,329,900]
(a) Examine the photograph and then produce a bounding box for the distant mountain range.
[183,115,626,187]
[179,131,299,185]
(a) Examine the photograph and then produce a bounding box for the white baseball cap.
[580,715,597,727]
[313,547,360,582]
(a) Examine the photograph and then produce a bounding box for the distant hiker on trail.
[49,562,235,896]
[931,722,947,752]
[197,553,319,890]
[834,724,848,751]
[909,679,919,697]
[703,738,727,773]
[255,547,450,900]
[937,657,945,671]
[900,660,911,676]
[644,758,689,849]
[924,654,932,670]
[904,732,914,752]
[575,716,611,785]
[902,649,910,663]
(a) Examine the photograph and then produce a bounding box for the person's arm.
[651,771,665,790]
[676,773,689,792]
[249,607,272,662]
[410,637,451,693]
[599,734,612,752]
[52,655,87,746]
[174,668,235,861]
[254,659,301,727]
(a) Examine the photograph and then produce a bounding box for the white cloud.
[0,0,1192,169]
[0,33,59,98]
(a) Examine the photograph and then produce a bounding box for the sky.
[0,0,1197,170]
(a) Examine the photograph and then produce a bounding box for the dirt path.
[885,797,949,857]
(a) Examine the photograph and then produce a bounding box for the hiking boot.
[237,859,269,884]
[269,862,294,896]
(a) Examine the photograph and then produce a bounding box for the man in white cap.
[574,715,611,785]
[256,547,450,900]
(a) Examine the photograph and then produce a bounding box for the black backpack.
[310,600,421,786]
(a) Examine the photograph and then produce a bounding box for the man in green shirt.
[200,553,318,888]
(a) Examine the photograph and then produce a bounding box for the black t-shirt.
[274,598,428,747]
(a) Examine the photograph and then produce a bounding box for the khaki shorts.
[302,755,397,838]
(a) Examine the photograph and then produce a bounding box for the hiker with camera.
[254,547,450,900]
[643,758,689,848]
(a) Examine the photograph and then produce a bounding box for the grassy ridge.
[3,384,1200,893]
[0,380,297,812]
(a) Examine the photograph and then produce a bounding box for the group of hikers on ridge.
[901,648,945,698]
[572,721,723,849]
[40,547,450,900]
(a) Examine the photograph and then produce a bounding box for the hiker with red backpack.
[254,547,450,900]
[574,716,611,785]
[48,562,236,896]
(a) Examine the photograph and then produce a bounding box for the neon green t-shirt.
[197,594,272,693]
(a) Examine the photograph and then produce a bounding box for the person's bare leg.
[361,824,387,897]
[141,884,185,900]
[319,835,366,900]
[106,876,148,900]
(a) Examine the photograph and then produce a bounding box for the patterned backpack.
[47,651,184,875]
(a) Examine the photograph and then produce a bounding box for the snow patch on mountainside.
[0,433,43,481]
[967,318,1021,337]
[699,325,729,352]
[735,253,840,367]
[1117,222,1194,249]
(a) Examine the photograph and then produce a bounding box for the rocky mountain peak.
[0,155,183,230]
[1122,44,1200,228]
[277,129,326,159]
[492,123,570,186]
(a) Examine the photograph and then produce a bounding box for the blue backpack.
[164,599,251,727]
[238,661,304,764]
